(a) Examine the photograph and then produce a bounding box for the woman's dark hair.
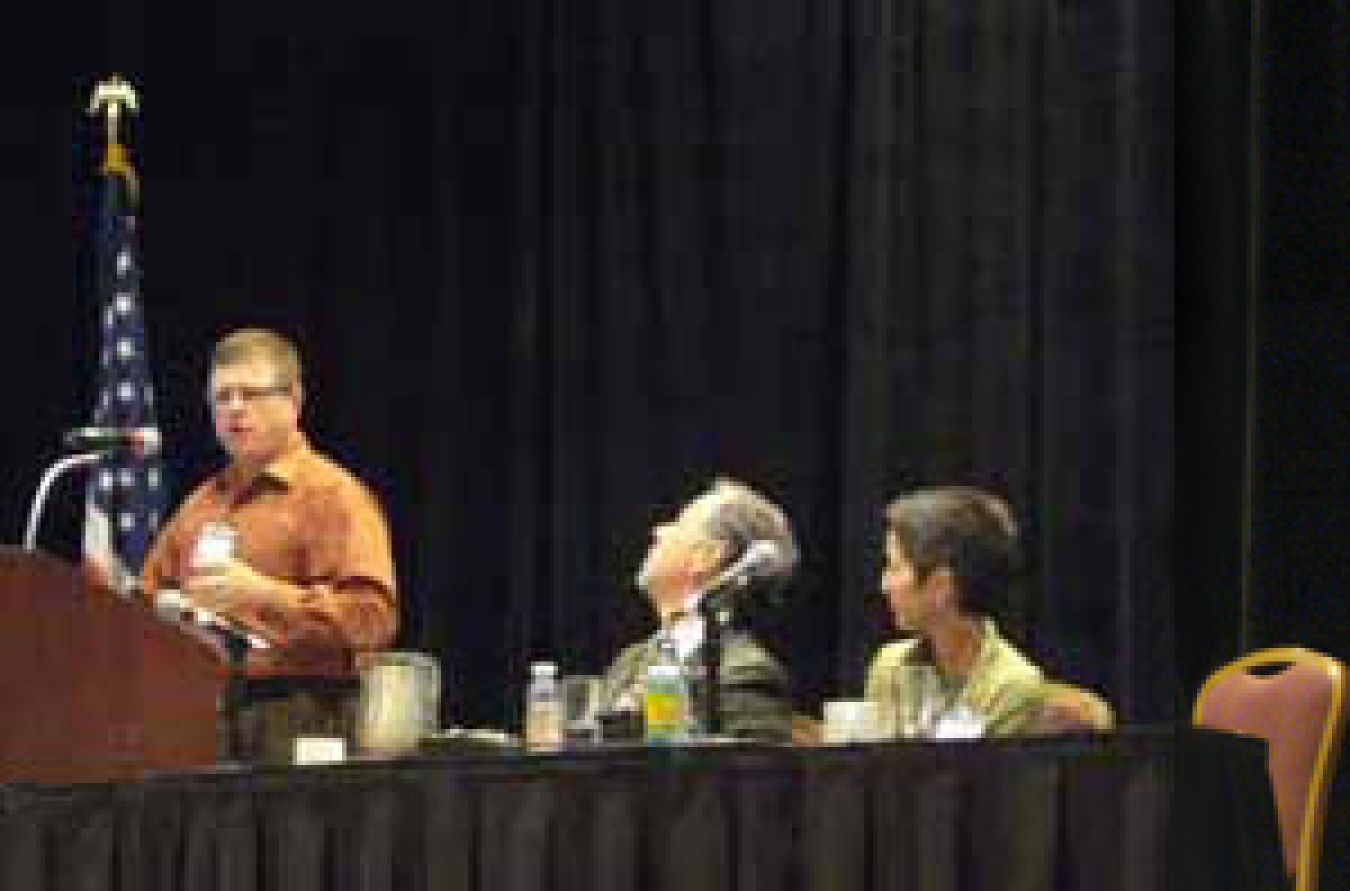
[884,486,1022,621]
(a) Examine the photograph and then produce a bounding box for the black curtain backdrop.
[1241,0,1350,883]
[0,1,1172,737]
[1183,1,1350,883]
[1177,0,1251,722]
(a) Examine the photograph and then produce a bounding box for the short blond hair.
[211,328,303,388]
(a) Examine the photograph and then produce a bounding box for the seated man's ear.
[691,538,732,582]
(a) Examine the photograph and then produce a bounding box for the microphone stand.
[695,578,748,737]
[221,632,252,763]
[24,452,104,551]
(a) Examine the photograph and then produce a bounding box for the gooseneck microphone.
[62,426,161,457]
[701,539,782,594]
[24,426,162,552]
[695,539,783,738]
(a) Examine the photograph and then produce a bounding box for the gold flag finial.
[87,75,140,199]
[88,75,139,148]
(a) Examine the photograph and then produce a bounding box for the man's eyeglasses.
[207,384,291,408]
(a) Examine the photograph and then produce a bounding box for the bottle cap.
[531,661,558,677]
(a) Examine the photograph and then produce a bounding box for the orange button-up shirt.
[141,433,397,677]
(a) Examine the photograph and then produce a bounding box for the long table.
[0,726,1286,891]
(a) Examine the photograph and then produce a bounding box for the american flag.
[82,141,165,594]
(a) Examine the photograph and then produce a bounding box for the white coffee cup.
[294,736,347,764]
[822,699,884,743]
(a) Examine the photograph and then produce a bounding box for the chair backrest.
[1036,681,1115,732]
[1193,647,1349,891]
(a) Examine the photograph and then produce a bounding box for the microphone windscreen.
[131,427,162,457]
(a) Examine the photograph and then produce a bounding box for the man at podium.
[141,328,397,762]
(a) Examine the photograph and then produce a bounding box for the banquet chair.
[1193,647,1348,891]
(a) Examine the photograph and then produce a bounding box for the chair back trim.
[1193,646,1347,891]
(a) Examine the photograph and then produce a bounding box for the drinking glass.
[896,666,945,739]
[560,674,602,746]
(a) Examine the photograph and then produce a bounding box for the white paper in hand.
[153,587,271,650]
[189,522,237,570]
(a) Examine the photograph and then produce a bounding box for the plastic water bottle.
[643,637,692,743]
[524,661,563,749]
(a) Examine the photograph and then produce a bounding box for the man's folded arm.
[243,576,396,652]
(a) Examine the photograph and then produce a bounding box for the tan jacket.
[864,620,1048,737]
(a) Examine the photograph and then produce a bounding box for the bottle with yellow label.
[639,664,691,739]
[643,652,692,744]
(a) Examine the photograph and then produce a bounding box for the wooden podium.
[0,546,225,783]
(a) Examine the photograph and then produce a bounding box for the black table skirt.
[0,726,1286,891]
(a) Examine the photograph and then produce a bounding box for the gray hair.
[700,477,800,591]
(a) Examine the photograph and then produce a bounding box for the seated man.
[597,477,798,741]
[866,486,1071,737]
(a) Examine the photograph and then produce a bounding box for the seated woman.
[864,486,1112,738]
